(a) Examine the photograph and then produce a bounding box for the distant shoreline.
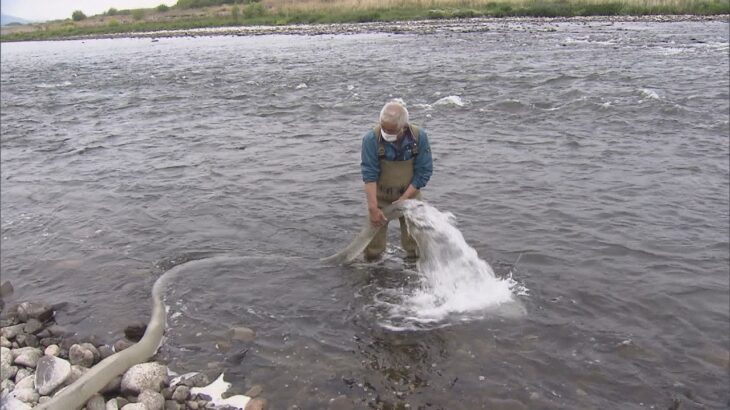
[2,14,728,42]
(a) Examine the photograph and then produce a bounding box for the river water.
[1,19,728,409]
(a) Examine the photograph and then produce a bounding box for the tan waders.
[365,138,422,261]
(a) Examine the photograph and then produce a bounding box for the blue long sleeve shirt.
[360,127,433,189]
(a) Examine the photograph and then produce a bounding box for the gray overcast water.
[1,20,729,409]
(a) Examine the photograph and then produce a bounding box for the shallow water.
[1,20,729,409]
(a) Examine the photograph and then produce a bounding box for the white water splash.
[378,201,525,329]
[433,95,465,107]
[639,88,660,100]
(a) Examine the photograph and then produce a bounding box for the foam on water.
[377,201,525,330]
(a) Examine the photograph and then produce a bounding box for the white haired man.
[360,100,433,260]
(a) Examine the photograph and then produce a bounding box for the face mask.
[381,130,398,142]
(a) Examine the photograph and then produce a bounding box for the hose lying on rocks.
[35,259,210,410]
[320,202,405,265]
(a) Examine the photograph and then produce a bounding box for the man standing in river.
[361,100,433,260]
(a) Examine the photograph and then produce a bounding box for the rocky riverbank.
[0,282,266,410]
[4,14,729,42]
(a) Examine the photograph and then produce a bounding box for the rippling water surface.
[1,20,729,409]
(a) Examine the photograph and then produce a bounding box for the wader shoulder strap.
[373,124,421,158]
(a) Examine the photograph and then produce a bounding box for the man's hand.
[368,206,387,228]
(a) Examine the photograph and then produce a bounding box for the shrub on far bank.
[71,10,87,21]
[157,4,171,12]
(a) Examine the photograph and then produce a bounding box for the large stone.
[138,389,165,410]
[15,374,35,390]
[245,384,263,397]
[35,355,71,395]
[98,344,115,359]
[80,342,101,363]
[327,395,354,410]
[14,368,32,383]
[1,346,13,379]
[1,378,15,392]
[16,302,53,323]
[228,326,256,342]
[121,362,168,394]
[0,396,32,410]
[170,372,209,388]
[15,334,39,348]
[2,324,25,340]
[120,404,147,410]
[171,385,190,402]
[164,400,181,410]
[9,387,40,404]
[114,339,133,352]
[124,322,147,342]
[86,393,106,410]
[22,319,43,335]
[245,397,267,410]
[13,347,42,368]
[0,281,14,298]
[69,343,95,367]
[1,336,11,348]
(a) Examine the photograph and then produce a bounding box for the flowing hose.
[320,202,404,265]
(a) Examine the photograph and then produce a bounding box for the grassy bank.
[1,0,728,41]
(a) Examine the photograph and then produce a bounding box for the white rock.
[138,389,165,410]
[106,398,120,410]
[105,398,120,410]
[34,355,71,395]
[121,404,147,410]
[14,368,32,383]
[13,347,41,368]
[9,387,39,404]
[44,345,60,357]
[14,374,35,390]
[1,346,13,380]
[1,378,15,392]
[121,362,168,394]
[1,336,11,348]
[0,396,32,410]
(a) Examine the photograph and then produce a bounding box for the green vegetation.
[2,0,727,42]
[157,4,171,12]
[71,10,87,21]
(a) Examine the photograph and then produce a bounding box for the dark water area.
[1,20,729,409]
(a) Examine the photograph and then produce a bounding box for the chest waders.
[365,125,422,260]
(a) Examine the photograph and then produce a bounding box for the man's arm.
[361,132,387,227]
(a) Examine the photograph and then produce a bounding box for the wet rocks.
[228,326,256,342]
[1,294,262,410]
[35,355,71,395]
[121,362,168,394]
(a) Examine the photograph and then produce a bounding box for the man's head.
[379,100,409,142]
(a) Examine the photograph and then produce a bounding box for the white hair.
[379,99,409,129]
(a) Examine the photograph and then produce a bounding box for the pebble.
[86,393,106,410]
[106,398,120,410]
[138,389,165,410]
[3,324,25,340]
[44,344,60,357]
[171,385,190,402]
[23,319,43,335]
[9,387,40,404]
[245,397,268,410]
[229,326,256,342]
[16,302,53,323]
[69,343,96,367]
[121,404,147,410]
